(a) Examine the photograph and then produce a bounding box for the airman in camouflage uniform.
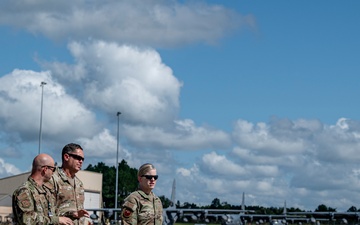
[50,167,86,223]
[122,190,163,225]
[12,154,73,225]
[122,163,163,225]
[49,143,91,225]
[12,177,57,225]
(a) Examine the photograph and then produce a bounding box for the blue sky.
[159,1,360,128]
[1,0,360,212]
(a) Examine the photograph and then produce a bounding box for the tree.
[221,201,231,209]
[287,207,305,213]
[85,160,138,208]
[210,198,221,209]
[315,204,336,212]
[86,162,116,207]
[347,206,357,212]
[159,195,172,208]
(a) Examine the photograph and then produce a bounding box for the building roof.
[0,195,12,207]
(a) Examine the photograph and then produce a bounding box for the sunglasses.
[67,153,85,161]
[141,175,158,180]
[42,165,56,172]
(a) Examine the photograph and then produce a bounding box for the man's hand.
[73,209,90,218]
[59,216,74,225]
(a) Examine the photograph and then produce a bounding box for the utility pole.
[38,81,47,155]
[115,111,121,220]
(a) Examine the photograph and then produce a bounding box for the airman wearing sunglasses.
[12,153,74,225]
[49,143,91,225]
[121,163,163,225]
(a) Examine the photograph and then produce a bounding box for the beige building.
[0,195,12,223]
[0,170,103,222]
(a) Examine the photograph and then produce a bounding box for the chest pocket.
[30,188,50,217]
[138,199,155,224]
[58,185,74,204]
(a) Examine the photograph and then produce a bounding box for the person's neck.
[31,174,44,186]
[62,167,75,178]
[140,187,152,195]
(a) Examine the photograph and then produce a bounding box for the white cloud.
[166,117,360,211]
[0,39,232,173]
[44,41,182,126]
[0,158,22,177]
[315,118,360,163]
[0,69,100,142]
[0,0,254,47]
[201,151,246,176]
[176,167,192,177]
[232,119,308,155]
[77,128,129,159]
[123,119,231,150]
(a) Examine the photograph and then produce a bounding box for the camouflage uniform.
[49,167,85,225]
[12,176,59,225]
[121,190,163,225]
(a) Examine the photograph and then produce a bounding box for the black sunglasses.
[67,153,85,161]
[141,175,158,180]
[42,165,56,172]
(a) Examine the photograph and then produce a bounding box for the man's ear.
[64,153,70,161]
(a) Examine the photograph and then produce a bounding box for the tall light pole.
[115,111,121,220]
[38,81,47,155]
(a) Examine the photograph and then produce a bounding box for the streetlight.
[38,81,47,155]
[115,111,121,220]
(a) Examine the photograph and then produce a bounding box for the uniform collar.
[137,189,154,199]
[28,176,47,194]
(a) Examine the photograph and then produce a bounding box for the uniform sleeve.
[121,195,138,225]
[13,187,54,225]
[50,216,60,225]
[155,197,163,225]
[48,174,59,211]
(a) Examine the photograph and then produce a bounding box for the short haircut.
[61,143,83,161]
[137,163,156,177]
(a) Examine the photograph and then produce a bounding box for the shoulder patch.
[15,186,33,209]
[122,208,133,218]
[20,199,31,208]
[18,190,29,199]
